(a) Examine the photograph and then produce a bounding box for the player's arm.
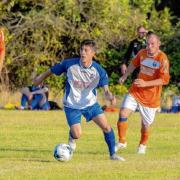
[134,78,164,87]
[33,69,52,86]
[0,45,5,72]
[134,56,170,87]
[0,29,5,72]
[102,85,116,106]
[119,62,136,84]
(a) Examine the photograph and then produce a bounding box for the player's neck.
[147,50,160,57]
[80,59,92,68]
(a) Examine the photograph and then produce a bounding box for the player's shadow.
[77,150,103,155]
[0,147,54,163]
[0,147,51,153]
[20,158,53,163]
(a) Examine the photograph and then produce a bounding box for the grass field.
[0,110,180,180]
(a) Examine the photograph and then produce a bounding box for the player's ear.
[157,40,161,48]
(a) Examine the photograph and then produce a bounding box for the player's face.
[80,45,95,67]
[146,35,160,56]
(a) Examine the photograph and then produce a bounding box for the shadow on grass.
[0,147,103,155]
[0,147,107,162]
[76,150,105,155]
[0,147,51,153]
[19,158,54,163]
[0,147,55,163]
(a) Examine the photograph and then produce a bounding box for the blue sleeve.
[98,68,109,87]
[93,62,109,87]
[50,61,66,76]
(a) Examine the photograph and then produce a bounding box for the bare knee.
[93,115,111,133]
[141,121,150,131]
[120,108,132,118]
[101,124,111,133]
[72,131,81,139]
[70,126,82,139]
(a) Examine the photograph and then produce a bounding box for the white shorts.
[121,93,158,127]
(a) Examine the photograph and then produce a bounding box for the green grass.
[0,110,180,180]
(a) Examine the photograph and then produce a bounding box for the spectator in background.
[18,84,50,110]
[171,95,180,113]
[121,26,148,80]
[0,26,5,73]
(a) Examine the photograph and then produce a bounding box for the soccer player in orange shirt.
[0,27,5,72]
[115,33,170,154]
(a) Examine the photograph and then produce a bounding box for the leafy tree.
[0,0,177,91]
[164,23,180,90]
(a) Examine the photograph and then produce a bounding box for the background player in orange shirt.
[0,26,5,73]
[116,33,170,154]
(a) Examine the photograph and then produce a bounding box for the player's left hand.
[134,79,147,87]
[110,95,116,106]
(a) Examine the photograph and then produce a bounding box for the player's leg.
[116,94,136,151]
[68,124,81,151]
[64,107,82,151]
[137,122,149,154]
[116,108,131,149]
[92,113,125,161]
[140,121,150,146]
[137,104,157,154]
[84,103,124,160]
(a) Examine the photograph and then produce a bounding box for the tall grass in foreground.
[0,110,180,180]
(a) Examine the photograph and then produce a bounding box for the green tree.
[0,0,177,90]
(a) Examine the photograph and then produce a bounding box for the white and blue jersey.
[50,58,109,109]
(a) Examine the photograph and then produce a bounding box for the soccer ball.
[53,143,73,162]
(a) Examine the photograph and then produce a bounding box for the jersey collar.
[79,59,93,69]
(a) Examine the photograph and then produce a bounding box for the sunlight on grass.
[0,110,180,180]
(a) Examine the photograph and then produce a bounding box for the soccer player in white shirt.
[33,39,124,161]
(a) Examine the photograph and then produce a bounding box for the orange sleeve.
[158,54,170,85]
[131,49,144,67]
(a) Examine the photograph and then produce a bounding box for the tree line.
[0,0,179,92]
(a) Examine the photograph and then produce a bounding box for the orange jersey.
[129,49,170,108]
[0,29,5,53]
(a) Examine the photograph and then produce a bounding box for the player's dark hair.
[80,39,96,51]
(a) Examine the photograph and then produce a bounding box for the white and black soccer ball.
[54,143,73,162]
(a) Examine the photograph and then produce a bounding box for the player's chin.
[81,56,86,61]
[148,50,155,56]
